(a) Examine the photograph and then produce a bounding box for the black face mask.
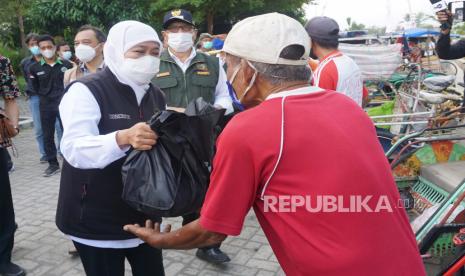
[309,48,318,60]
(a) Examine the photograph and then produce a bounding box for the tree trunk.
[207,11,214,34]
[16,6,26,49]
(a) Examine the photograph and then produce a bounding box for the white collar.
[168,47,197,65]
[266,86,323,100]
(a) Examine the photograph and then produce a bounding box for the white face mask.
[167,32,194,52]
[75,44,97,63]
[120,55,160,85]
[229,60,258,102]
[41,48,56,59]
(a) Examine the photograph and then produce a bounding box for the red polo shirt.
[312,51,364,106]
[200,87,425,275]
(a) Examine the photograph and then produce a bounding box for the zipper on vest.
[183,73,188,106]
[139,108,143,119]
[165,58,202,107]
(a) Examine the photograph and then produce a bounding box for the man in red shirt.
[124,13,426,276]
[306,17,366,106]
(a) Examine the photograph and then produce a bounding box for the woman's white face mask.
[167,32,193,52]
[120,55,160,85]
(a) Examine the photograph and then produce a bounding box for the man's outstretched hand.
[124,218,227,250]
[124,220,171,248]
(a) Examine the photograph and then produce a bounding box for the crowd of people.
[2,7,464,276]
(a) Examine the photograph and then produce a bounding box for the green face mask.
[203,41,213,49]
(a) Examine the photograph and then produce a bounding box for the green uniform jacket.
[152,50,220,108]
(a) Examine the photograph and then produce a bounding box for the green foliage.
[0,23,17,48]
[145,0,310,32]
[345,17,366,31]
[453,22,465,35]
[402,12,436,29]
[414,12,435,28]
[0,0,312,48]
[0,0,30,48]
[0,45,27,88]
[27,0,154,34]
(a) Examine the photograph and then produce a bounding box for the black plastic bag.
[122,98,225,217]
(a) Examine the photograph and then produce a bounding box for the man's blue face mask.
[227,60,258,111]
[227,81,245,111]
[29,46,40,56]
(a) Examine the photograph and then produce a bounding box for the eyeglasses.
[167,25,194,33]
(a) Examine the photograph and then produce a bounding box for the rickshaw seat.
[420,161,465,193]
[419,91,448,104]
[423,75,455,92]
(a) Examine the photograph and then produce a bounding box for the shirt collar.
[167,47,197,65]
[320,50,342,63]
[79,61,105,72]
[40,57,63,66]
[266,86,323,101]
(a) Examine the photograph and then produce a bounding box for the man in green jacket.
[152,9,232,264]
[153,9,232,113]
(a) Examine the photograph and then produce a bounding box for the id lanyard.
[313,51,342,87]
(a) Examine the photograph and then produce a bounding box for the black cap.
[163,9,194,29]
[305,16,340,40]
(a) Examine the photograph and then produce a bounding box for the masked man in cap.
[153,9,232,113]
[196,33,214,53]
[305,16,365,106]
[125,13,425,276]
[152,9,232,264]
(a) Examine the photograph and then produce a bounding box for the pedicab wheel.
[439,61,458,77]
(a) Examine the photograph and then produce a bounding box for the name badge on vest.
[109,114,131,120]
[196,63,210,75]
[157,72,170,78]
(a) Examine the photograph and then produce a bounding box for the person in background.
[56,20,166,276]
[29,35,73,177]
[0,54,25,276]
[57,42,74,62]
[124,13,426,276]
[55,41,72,147]
[436,9,465,107]
[62,25,107,257]
[307,57,319,72]
[211,37,224,51]
[152,8,232,264]
[425,37,436,57]
[196,33,214,52]
[305,16,364,106]
[22,34,64,162]
[21,33,48,163]
[408,38,422,63]
[63,25,106,87]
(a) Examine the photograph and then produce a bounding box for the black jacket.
[56,68,165,240]
[29,58,73,110]
[20,56,38,96]
[436,33,465,106]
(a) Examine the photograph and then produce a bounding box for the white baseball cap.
[223,13,310,66]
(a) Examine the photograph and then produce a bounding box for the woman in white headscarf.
[56,21,166,276]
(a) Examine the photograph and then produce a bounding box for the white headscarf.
[104,20,162,103]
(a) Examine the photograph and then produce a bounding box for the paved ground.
[7,98,284,276]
